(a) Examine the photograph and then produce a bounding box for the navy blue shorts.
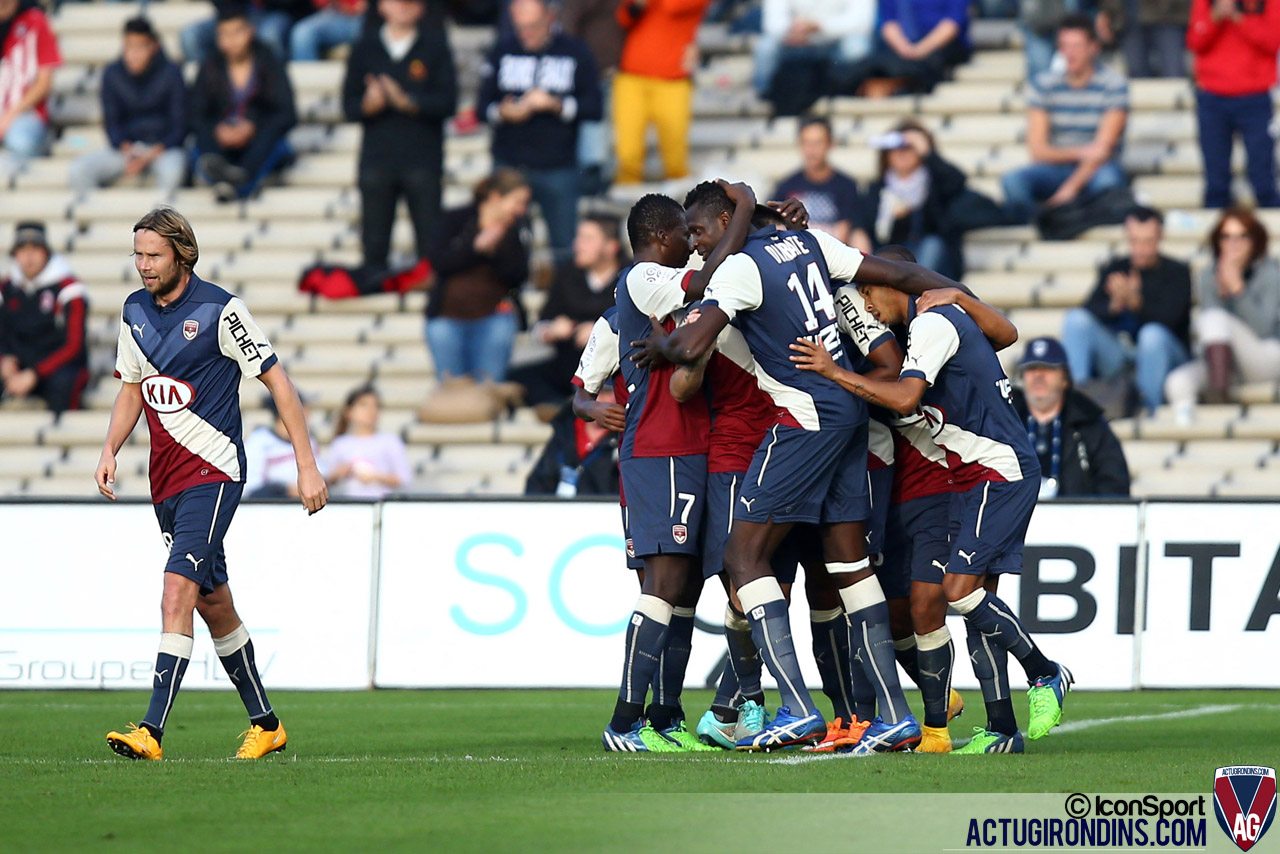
[949,478,1037,577]
[881,493,952,599]
[767,524,814,585]
[866,463,894,557]
[620,505,643,571]
[154,481,243,595]
[702,470,746,581]
[618,455,707,559]
[736,423,870,526]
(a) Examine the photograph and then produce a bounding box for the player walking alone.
[97,207,328,760]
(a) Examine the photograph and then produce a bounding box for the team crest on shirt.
[626,538,635,558]
[409,60,427,80]
[672,525,688,545]
[40,290,55,314]
[183,319,200,340]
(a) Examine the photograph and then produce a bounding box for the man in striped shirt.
[1001,14,1129,224]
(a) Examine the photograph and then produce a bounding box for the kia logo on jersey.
[183,319,200,340]
[1215,766,1276,851]
[142,376,196,413]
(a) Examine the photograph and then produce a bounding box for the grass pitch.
[2,689,1277,853]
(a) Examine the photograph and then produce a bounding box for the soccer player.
[600,183,760,752]
[792,282,1073,754]
[818,250,1015,752]
[639,185,959,752]
[97,207,327,760]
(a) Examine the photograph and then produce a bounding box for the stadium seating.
[3,2,1278,498]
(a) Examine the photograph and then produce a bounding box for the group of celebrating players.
[572,179,1073,755]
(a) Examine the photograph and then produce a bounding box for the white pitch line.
[762,703,1248,765]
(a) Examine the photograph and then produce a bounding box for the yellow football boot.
[948,689,965,722]
[916,724,953,753]
[107,724,163,760]
[235,721,287,759]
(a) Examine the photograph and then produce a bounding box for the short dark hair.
[875,244,917,264]
[1057,12,1097,40]
[682,180,733,220]
[216,4,251,25]
[750,204,785,230]
[798,115,832,139]
[626,194,685,252]
[582,212,621,244]
[1125,205,1164,227]
[123,16,158,40]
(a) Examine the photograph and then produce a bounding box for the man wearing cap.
[1013,336,1130,498]
[69,17,188,201]
[0,222,90,413]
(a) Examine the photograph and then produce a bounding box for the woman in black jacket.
[425,168,531,383]
[865,120,967,279]
[190,7,297,201]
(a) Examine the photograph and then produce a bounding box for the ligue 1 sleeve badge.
[1214,766,1276,851]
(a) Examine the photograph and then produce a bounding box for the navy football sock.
[710,657,741,722]
[739,577,815,715]
[809,609,854,722]
[611,594,671,731]
[650,607,694,720]
[840,576,909,725]
[915,627,954,729]
[953,590,1056,683]
[964,619,1017,735]
[142,633,193,741]
[212,624,276,726]
[894,636,922,688]
[723,604,764,706]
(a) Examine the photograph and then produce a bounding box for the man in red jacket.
[0,223,89,412]
[1187,0,1280,208]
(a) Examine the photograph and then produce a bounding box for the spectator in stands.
[524,384,621,496]
[1013,336,1131,498]
[837,0,970,96]
[612,0,711,185]
[752,0,876,100]
[772,117,870,249]
[181,0,303,64]
[1187,0,1280,209]
[190,6,298,203]
[1113,0,1189,79]
[324,385,412,499]
[477,0,602,264]
[1001,15,1128,225]
[426,169,531,383]
[1166,209,1280,410]
[245,395,320,498]
[864,120,967,278]
[1061,205,1191,414]
[0,0,60,173]
[561,0,623,194]
[512,213,623,411]
[342,0,457,274]
[0,223,88,413]
[69,18,187,202]
[291,0,366,60]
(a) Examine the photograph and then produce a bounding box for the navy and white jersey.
[834,284,894,360]
[571,305,621,396]
[703,226,866,432]
[899,301,1039,487]
[115,275,278,503]
[615,262,710,460]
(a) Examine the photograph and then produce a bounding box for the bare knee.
[943,572,983,604]
[910,589,946,634]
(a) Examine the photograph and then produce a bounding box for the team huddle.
[573,180,1073,755]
